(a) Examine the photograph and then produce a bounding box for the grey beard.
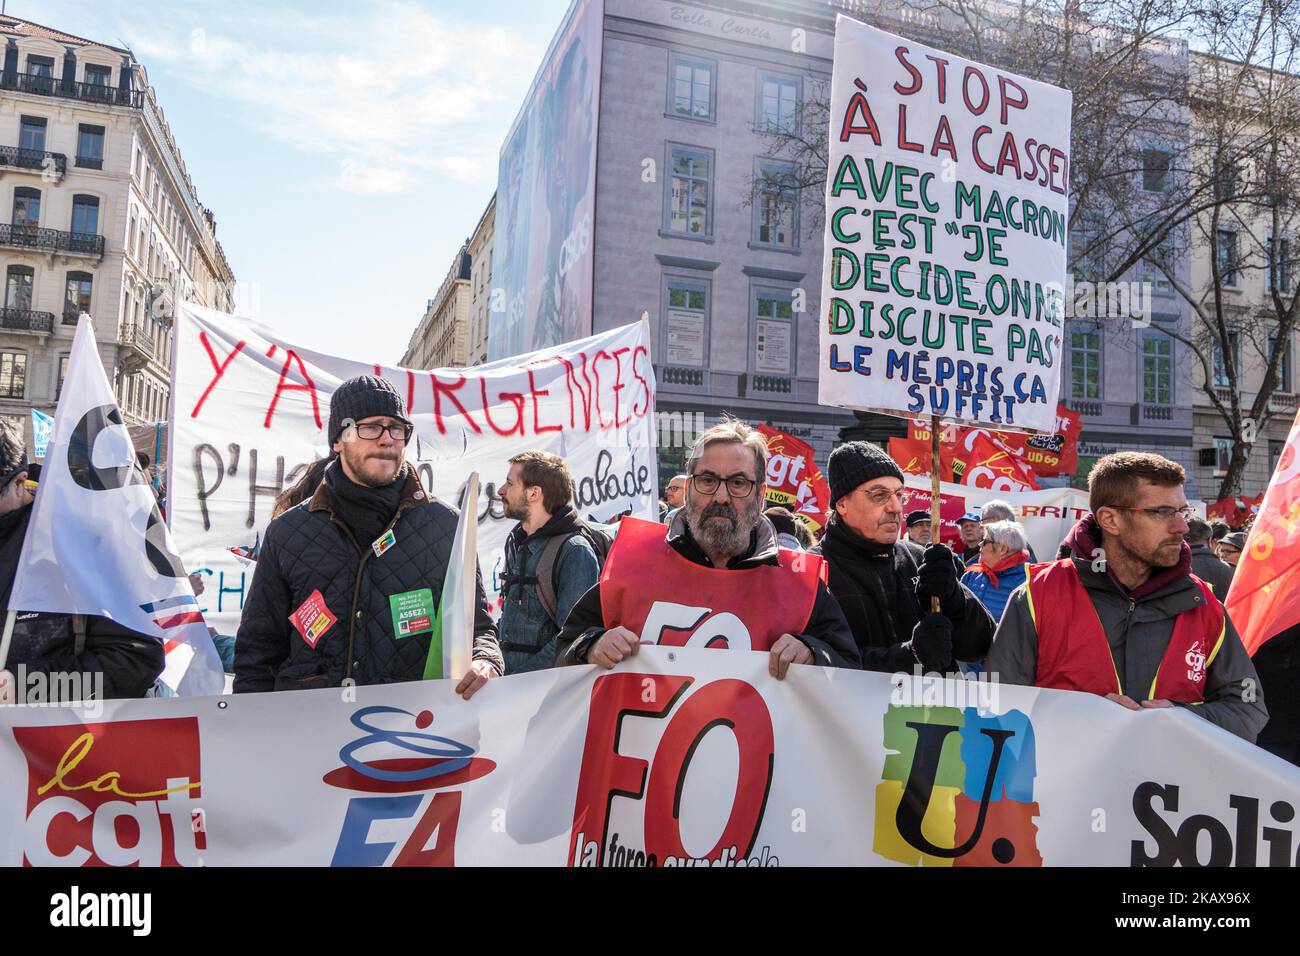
[689,504,757,559]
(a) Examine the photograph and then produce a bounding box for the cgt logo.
[14,718,204,867]
[569,673,777,868]
[324,706,495,867]
[873,705,1041,867]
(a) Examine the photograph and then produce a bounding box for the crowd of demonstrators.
[981,500,1038,561]
[496,451,601,674]
[960,520,1030,622]
[986,452,1267,743]
[764,506,805,551]
[232,376,503,699]
[0,419,163,703]
[661,473,686,525]
[1184,516,1234,599]
[955,512,982,565]
[810,442,994,674]
[556,418,860,678]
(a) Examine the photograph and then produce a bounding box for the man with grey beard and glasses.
[555,417,859,679]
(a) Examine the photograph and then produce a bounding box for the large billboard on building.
[488,0,603,360]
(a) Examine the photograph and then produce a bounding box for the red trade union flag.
[1225,409,1300,654]
[898,487,968,548]
[908,403,1081,477]
[959,432,1041,493]
[888,437,958,481]
[757,425,831,534]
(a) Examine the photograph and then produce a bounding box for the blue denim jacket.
[498,526,600,674]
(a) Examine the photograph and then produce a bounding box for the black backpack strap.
[72,614,87,656]
[535,534,568,624]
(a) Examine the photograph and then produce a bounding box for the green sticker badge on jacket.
[389,588,435,639]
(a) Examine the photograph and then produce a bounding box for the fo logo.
[14,717,204,867]
[873,705,1041,867]
[324,706,495,867]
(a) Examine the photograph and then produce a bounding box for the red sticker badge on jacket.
[289,590,337,649]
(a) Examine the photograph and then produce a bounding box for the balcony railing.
[1140,403,1174,421]
[1,72,142,108]
[748,374,792,395]
[118,322,155,359]
[659,366,705,388]
[74,155,104,170]
[0,144,66,176]
[0,223,104,258]
[0,307,54,334]
[1067,399,1103,417]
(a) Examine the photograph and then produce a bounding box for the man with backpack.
[498,450,604,673]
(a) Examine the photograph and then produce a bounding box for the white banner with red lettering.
[168,304,658,635]
[0,647,1296,867]
[903,476,1088,560]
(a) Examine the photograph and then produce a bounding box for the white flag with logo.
[6,317,223,695]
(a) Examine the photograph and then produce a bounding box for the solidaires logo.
[873,705,1041,866]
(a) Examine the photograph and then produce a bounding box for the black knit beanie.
[328,375,411,444]
[827,440,904,506]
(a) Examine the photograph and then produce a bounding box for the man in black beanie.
[234,375,503,698]
[811,441,994,673]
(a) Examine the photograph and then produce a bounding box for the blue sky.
[28,0,572,362]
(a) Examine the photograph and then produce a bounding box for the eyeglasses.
[690,472,757,498]
[863,487,908,506]
[1115,505,1195,522]
[350,421,413,442]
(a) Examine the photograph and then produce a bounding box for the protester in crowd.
[273,457,330,519]
[987,452,1267,742]
[0,420,163,703]
[497,450,601,673]
[956,511,983,565]
[960,520,1030,622]
[1253,623,1300,765]
[556,417,859,677]
[1210,519,1231,546]
[811,441,994,674]
[662,473,687,524]
[1184,516,1234,600]
[791,516,814,550]
[764,506,804,551]
[905,509,932,546]
[234,376,503,698]
[1217,531,1246,568]
[982,499,1037,561]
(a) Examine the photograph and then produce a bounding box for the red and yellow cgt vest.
[598,517,823,651]
[1024,558,1226,702]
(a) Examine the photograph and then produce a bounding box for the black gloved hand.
[907,612,953,672]
[916,543,965,617]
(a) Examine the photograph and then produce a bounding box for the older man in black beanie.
[810,441,994,673]
[234,375,503,698]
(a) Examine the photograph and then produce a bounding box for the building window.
[1212,330,1239,388]
[669,55,715,120]
[18,115,46,153]
[667,145,713,237]
[1069,326,1102,399]
[1213,154,1240,201]
[753,160,798,248]
[0,352,26,399]
[1141,333,1172,404]
[57,355,69,400]
[76,125,105,170]
[1271,439,1286,473]
[5,266,34,311]
[758,73,799,134]
[12,186,41,226]
[752,287,795,376]
[1268,234,1293,293]
[1142,148,1170,192]
[663,278,709,368]
[1216,229,1238,286]
[65,271,93,322]
[71,195,100,236]
[1212,437,1233,475]
[1269,331,1292,392]
[84,64,111,87]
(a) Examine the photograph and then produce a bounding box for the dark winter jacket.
[0,504,163,699]
[986,514,1268,743]
[555,512,860,669]
[1189,543,1235,602]
[811,516,995,673]
[498,505,600,674]
[1254,624,1300,746]
[233,464,502,692]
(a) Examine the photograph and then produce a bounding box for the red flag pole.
[929,414,942,613]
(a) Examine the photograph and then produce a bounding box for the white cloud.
[127,0,546,194]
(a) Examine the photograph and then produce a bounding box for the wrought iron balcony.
[659,366,705,387]
[0,223,104,258]
[118,322,155,359]
[0,307,54,334]
[0,144,66,177]
[1,72,142,108]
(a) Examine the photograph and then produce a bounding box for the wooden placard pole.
[929,414,942,614]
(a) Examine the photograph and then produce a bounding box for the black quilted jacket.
[232,466,502,692]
